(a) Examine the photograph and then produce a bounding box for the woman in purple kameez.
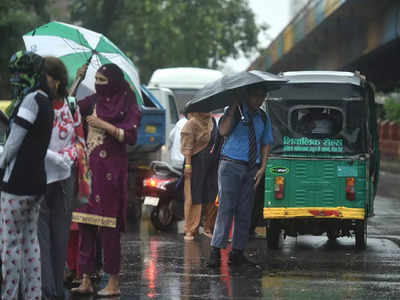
[70,63,141,297]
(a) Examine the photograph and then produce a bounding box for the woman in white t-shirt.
[38,56,86,299]
[168,116,188,169]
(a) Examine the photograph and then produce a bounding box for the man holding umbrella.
[207,84,274,267]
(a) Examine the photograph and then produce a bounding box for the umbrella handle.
[237,105,246,122]
[68,62,89,97]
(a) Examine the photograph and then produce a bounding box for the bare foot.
[97,274,120,296]
[70,274,94,294]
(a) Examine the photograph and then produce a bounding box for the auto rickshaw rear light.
[274,176,285,200]
[346,177,356,200]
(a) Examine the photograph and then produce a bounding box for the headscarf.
[94,63,140,130]
[7,50,50,117]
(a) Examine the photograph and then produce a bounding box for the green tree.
[70,0,261,82]
[383,94,400,123]
[0,0,49,98]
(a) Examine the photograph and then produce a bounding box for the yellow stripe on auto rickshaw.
[263,207,365,220]
[72,212,117,228]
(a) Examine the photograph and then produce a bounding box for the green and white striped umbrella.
[23,21,143,104]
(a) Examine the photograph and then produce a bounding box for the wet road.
[68,171,400,300]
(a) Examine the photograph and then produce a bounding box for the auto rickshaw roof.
[281,71,362,86]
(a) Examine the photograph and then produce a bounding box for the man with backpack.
[207,84,274,267]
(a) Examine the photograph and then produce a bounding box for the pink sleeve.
[78,94,96,118]
[123,126,138,145]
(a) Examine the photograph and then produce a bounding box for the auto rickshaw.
[264,71,380,250]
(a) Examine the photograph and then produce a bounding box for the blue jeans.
[211,160,258,250]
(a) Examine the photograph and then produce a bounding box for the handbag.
[71,143,91,210]
[70,100,91,210]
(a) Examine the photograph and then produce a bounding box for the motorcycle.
[142,161,184,231]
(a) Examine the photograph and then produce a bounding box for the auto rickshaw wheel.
[355,220,367,250]
[327,229,338,241]
[266,220,281,250]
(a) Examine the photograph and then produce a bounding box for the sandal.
[70,274,94,295]
[70,285,94,295]
[203,231,213,238]
[97,288,121,297]
[71,275,82,287]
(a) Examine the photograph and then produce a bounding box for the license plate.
[144,196,159,206]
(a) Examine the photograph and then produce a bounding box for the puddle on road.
[66,212,400,299]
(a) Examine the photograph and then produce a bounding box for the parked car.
[148,67,224,114]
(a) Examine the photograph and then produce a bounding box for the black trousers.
[249,174,265,233]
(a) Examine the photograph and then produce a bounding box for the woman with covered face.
[70,63,141,297]
[180,112,219,241]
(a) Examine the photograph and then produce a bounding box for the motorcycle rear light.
[346,177,356,201]
[143,177,171,190]
[274,176,284,200]
[144,178,157,187]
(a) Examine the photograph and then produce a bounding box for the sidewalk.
[380,158,400,174]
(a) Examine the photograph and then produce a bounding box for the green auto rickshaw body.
[264,71,380,250]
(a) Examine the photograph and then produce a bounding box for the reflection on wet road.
[68,172,400,299]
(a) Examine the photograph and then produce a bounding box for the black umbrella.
[184,70,287,113]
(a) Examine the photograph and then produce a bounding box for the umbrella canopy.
[23,21,143,104]
[184,70,287,113]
